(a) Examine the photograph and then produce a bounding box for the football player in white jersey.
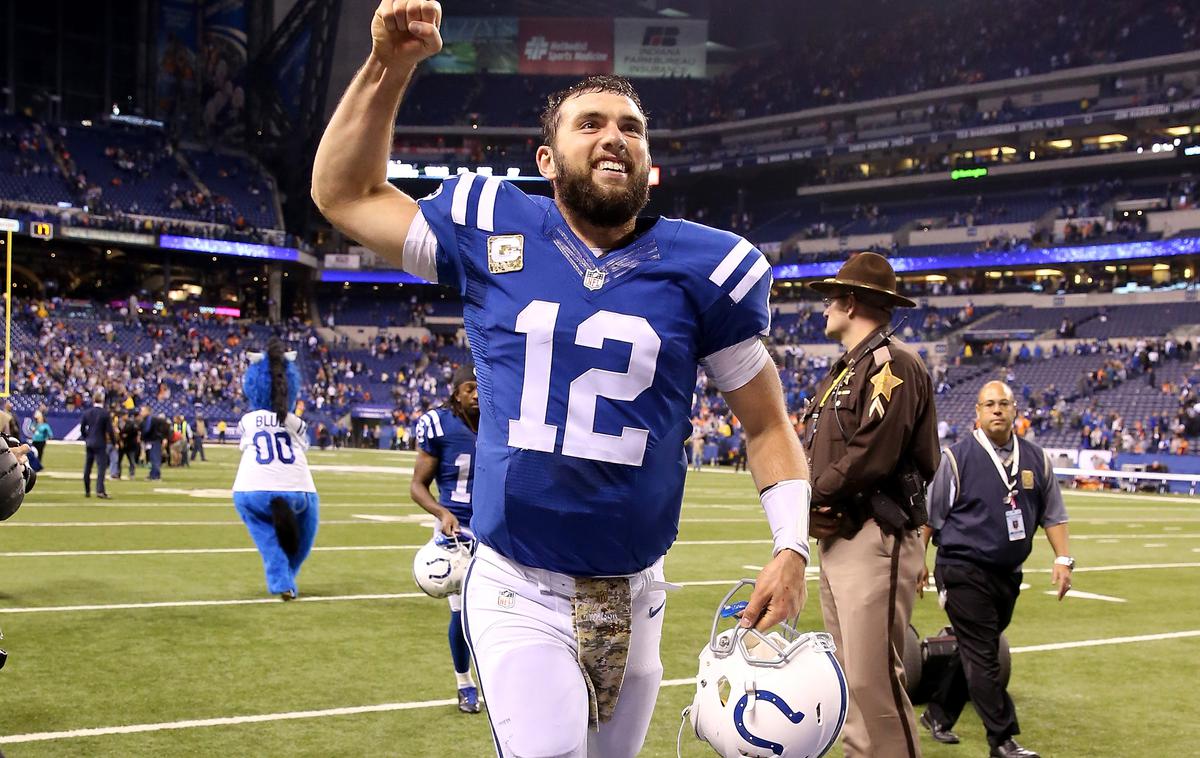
[313,4,810,756]
[232,339,319,600]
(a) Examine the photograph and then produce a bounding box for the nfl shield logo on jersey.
[488,234,524,273]
[582,269,606,290]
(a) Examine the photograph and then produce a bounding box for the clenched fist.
[371,0,443,70]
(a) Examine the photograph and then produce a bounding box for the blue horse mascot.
[232,337,319,600]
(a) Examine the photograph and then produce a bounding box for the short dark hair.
[540,75,646,147]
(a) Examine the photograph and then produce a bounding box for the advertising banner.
[61,227,156,246]
[428,16,519,73]
[614,18,707,78]
[324,253,361,270]
[158,234,300,262]
[518,18,612,75]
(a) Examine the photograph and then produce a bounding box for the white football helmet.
[412,532,475,599]
[688,581,847,758]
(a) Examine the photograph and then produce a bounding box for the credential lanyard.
[819,365,852,408]
[973,428,1020,502]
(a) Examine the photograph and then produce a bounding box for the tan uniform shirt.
[801,326,940,516]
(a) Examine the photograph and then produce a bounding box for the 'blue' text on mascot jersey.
[415,407,477,523]
[418,173,771,576]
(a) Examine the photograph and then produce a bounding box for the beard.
[552,149,650,228]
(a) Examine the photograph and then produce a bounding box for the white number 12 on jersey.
[508,299,661,466]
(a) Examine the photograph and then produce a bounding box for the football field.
[1,443,1198,757]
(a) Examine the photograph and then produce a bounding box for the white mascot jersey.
[232,411,316,493]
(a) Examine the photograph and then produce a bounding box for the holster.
[833,458,929,538]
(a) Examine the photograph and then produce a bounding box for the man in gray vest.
[917,380,1072,758]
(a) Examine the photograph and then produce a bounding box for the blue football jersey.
[416,172,771,575]
[415,408,478,522]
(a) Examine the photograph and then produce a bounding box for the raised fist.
[371,0,443,70]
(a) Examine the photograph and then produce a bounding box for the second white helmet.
[412,532,475,598]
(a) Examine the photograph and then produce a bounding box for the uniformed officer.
[802,252,940,758]
[917,380,1072,758]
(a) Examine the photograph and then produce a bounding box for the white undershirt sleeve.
[701,337,772,392]
[401,210,440,283]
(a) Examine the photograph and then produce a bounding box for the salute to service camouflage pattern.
[573,576,634,726]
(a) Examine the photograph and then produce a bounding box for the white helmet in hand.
[412,531,475,599]
[688,580,847,758]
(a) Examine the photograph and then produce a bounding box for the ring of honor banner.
[428,17,705,78]
[518,18,613,75]
[613,19,707,78]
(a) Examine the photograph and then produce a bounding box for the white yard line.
[1062,491,1196,505]
[3,628,1195,745]
[9,561,1189,615]
[1071,534,1200,540]
[1025,561,1200,573]
[0,593,426,614]
[1008,630,1200,653]
[1044,589,1127,603]
[0,699,458,745]
[0,539,772,558]
[0,545,425,558]
[16,503,420,509]
[2,520,392,528]
[309,465,413,474]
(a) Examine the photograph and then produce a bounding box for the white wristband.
[760,479,811,563]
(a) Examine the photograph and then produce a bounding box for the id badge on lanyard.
[974,429,1026,542]
[1005,492,1026,542]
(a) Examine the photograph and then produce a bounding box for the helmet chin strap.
[676,706,691,758]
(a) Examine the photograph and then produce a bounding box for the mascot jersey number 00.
[232,338,319,600]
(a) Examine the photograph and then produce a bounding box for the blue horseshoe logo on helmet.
[733,689,805,756]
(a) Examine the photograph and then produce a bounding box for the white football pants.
[462,544,669,758]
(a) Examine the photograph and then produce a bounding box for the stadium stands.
[0,116,288,245]
[396,0,1199,130]
[0,113,72,206]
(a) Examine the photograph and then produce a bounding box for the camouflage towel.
[573,576,633,727]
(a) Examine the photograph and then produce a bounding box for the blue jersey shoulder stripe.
[450,173,477,226]
[477,176,503,232]
[709,238,755,286]
[728,255,772,304]
[445,172,508,232]
[708,237,768,303]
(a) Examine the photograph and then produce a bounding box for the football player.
[410,364,481,714]
[313,3,811,755]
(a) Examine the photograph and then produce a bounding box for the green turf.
[1,443,1198,756]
